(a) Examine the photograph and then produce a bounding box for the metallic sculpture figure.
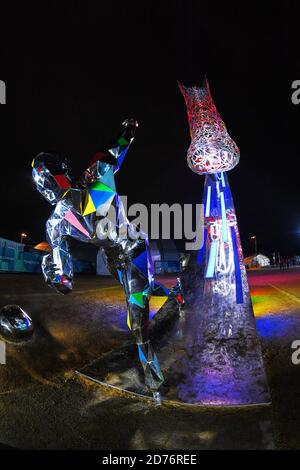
[32,119,183,403]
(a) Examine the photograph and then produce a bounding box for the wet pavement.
[0,269,299,449]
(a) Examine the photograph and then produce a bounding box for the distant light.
[20,232,28,244]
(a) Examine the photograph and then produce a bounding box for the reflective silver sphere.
[0,305,34,341]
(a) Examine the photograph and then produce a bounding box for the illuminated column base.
[175,172,271,405]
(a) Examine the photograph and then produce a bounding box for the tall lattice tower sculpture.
[176,79,270,404]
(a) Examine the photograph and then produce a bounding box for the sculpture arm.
[42,239,74,295]
[110,118,138,172]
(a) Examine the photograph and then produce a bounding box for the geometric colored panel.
[95,193,115,217]
[90,181,115,193]
[117,136,129,146]
[82,193,96,216]
[64,210,91,238]
[117,269,123,284]
[117,147,129,169]
[53,174,71,189]
[132,250,148,278]
[138,345,148,364]
[129,292,145,308]
[99,168,116,192]
[127,310,131,330]
[90,190,114,209]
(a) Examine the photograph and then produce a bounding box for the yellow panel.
[62,189,70,198]
[82,193,96,216]
[127,310,131,330]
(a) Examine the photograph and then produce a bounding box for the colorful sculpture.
[32,119,183,403]
[176,79,270,404]
[178,79,247,315]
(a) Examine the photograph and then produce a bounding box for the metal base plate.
[76,307,271,407]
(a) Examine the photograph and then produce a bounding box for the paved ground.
[248,268,300,449]
[0,268,299,449]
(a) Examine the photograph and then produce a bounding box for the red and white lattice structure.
[178,78,240,174]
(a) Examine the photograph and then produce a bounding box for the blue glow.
[256,315,296,339]
[117,269,123,284]
[205,185,211,217]
[231,226,244,304]
[205,239,217,278]
[138,345,147,364]
[216,181,220,198]
[220,191,228,243]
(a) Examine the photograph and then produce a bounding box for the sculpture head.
[178,78,240,175]
[32,153,71,205]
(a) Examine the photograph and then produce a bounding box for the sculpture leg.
[104,241,164,404]
[42,205,74,294]
[122,262,164,404]
[152,278,185,312]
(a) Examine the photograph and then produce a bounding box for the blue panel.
[132,250,148,277]
[220,191,228,243]
[205,239,217,279]
[117,269,123,284]
[138,345,147,364]
[100,168,116,192]
[89,190,113,208]
[231,226,244,304]
[116,147,129,169]
[205,185,212,217]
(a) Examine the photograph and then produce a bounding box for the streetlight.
[20,232,28,244]
[251,235,257,266]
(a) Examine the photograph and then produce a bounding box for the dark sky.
[0,1,299,257]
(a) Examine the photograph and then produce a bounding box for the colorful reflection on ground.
[248,268,300,340]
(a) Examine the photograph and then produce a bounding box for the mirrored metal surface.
[0,305,34,341]
[32,119,183,399]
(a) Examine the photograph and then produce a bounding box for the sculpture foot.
[152,390,162,406]
[174,277,185,310]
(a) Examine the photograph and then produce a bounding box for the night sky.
[0,1,299,257]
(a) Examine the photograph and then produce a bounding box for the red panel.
[54,174,71,189]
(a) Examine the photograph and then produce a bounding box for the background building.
[244,253,271,269]
[0,237,96,274]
